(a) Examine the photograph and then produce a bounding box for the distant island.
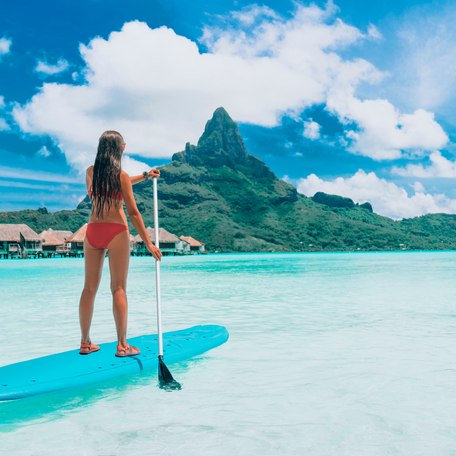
[1,107,456,252]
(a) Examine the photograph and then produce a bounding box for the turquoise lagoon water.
[1,251,456,455]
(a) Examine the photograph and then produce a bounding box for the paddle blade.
[158,355,181,391]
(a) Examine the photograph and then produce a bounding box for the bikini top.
[88,188,123,201]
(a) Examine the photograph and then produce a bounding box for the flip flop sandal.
[115,343,140,357]
[79,341,100,355]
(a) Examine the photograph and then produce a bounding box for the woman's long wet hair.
[90,130,124,218]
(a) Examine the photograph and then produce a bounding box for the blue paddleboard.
[0,324,228,401]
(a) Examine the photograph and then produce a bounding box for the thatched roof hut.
[67,223,88,243]
[134,227,180,244]
[0,224,41,242]
[45,229,73,243]
[39,230,65,247]
[180,236,205,247]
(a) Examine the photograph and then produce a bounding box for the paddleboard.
[0,324,228,401]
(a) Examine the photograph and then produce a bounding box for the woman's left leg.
[79,238,106,343]
[106,230,130,346]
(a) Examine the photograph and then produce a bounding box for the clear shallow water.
[1,251,456,455]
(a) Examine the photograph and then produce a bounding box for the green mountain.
[1,106,456,251]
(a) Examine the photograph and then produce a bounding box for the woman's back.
[86,165,128,225]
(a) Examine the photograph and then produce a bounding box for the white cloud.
[0,165,80,184]
[367,24,382,41]
[0,96,9,130]
[230,4,279,26]
[290,169,456,219]
[303,120,321,140]
[11,4,448,173]
[326,96,448,160]
[36,146,51,157]
[8,7,379,171]
[412,181,425,193]
[121,154,151,175]
[0,180,74,191]
[200,2,369,57]
[392,150,456,177]
[0,95,11,131]
[0,37,12,57]
[35,58,69,75]
[0,118,9,131]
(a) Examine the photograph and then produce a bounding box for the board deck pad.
[0,325,229,401]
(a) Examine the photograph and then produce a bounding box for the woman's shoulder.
[86,165,94,176]
[119,170,131,189]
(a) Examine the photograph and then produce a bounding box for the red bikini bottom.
[86,222,129,249]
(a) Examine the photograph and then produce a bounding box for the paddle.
[152,176,182,391]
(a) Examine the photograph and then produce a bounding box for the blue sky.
[1,0,456,218]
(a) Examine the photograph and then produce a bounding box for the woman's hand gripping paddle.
[152,177,182,391]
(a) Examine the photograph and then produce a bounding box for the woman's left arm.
[130,168,160,185]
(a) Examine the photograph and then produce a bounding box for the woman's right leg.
[107,230,131,346]
[80,238,106,344]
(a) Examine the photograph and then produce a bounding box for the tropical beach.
[2,0,456,455]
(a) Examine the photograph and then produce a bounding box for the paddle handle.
[153,177,164,357]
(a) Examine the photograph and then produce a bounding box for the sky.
[1,0,456,219]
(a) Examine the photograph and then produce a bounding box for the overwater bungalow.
[134,226,187,256]
[66,223,87,256]
[39,230,65,257]
[180,236,206,254]
[51,229,73,255]
[0,224,42,258]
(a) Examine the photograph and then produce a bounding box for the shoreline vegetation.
[1,107,456,254]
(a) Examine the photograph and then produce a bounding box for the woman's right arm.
[120,171,162,261]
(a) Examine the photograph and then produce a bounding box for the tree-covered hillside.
[1,107,456,252]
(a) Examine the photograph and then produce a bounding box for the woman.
[79,130,162,357]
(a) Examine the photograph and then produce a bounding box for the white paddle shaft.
[153,177,164,357]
